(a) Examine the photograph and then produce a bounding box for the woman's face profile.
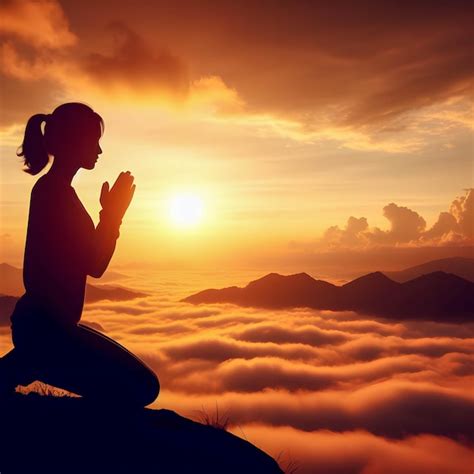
[73,121,103,170]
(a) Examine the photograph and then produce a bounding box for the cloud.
[162,338,319,364]
[127,322,192,336]
[1,1,472,150]
[232,323,349,346]
[219,355,430,393]
[3,277,474,474]
[369,204,427,245]
[338,335,474,362]
[0,0,77,49]
[449,187,474,240]
[232,426,474,474]
[81,22,189,100]
[163,354,430,394]
[164,379,474,441]
[317,189,474,249]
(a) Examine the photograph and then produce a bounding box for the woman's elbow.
[87,262,106,279]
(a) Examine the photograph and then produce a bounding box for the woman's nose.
[98,145,103,154]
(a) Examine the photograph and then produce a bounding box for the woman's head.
[17,102,104,175]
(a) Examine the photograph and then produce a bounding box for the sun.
[168,193,204,227]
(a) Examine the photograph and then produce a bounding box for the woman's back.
[12,173,96,330]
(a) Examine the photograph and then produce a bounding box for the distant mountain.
[88,270,130,282]
[0,263,24,296]
[183,271,474,322]
[0,263,147,302]
[84,284,147,303]
[383,257,474,283]
[0,295,19,326]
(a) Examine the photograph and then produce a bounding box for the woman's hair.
[17,102,105,176]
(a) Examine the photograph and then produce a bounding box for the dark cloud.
[177,380,474,441]
[162,338,319,364]
[316,318,402,337]
[339,335,474,362]
[215,356,426,393]
[82,22,189,99]
[175,0,474,131]
[233,323,349,346]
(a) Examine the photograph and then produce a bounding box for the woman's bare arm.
[86,210,121,278]
[86,172,135,278]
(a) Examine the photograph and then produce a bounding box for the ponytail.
[17,113,51,175]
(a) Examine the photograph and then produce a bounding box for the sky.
[0,0,473,276]
[1,3,474,473]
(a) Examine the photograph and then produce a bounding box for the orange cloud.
[0,0,77,49]
[3,274,474,474]
[232,323,349,346]
[162,338,320,364]
[317,189,474,249]
[232,426,474,474]
[1,1,472,151]
[82,22,189,100]
[158,378,474,441]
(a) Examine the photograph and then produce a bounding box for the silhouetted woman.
[0,103,160,407]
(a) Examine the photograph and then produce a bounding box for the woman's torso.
[11,173,96,333]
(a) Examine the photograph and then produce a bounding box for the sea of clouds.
[1,268,473,473]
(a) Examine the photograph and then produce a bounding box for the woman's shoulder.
[32,173,74,198]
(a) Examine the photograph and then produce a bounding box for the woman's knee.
[133,367,160,407]
[111,364,160,408]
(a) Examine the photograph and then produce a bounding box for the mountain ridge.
[382,257,474,283]
[183,270,474,322]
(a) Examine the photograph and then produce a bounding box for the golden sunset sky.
[1,4,474,473]
[1,0,472,277]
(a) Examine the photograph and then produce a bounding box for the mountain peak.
[342,271,397,288]
[406,270,466,284]
[247,272,315,286]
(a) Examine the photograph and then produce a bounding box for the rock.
[0,392,283,474]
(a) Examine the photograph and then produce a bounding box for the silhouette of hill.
[183,271,474,322]
[0,392,282,474]
[0,263,23,296]
[0,263,147,301]
[0,295,17,326]
[383,257,474,283]
[84,283,148,302]
[92,269,130,282]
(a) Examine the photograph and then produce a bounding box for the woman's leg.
[28,323,160,408]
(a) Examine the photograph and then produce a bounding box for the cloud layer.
[1,269,474,473]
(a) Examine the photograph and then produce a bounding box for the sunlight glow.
[168,193,204,227]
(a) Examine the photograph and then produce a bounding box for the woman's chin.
[83,161,97,170]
